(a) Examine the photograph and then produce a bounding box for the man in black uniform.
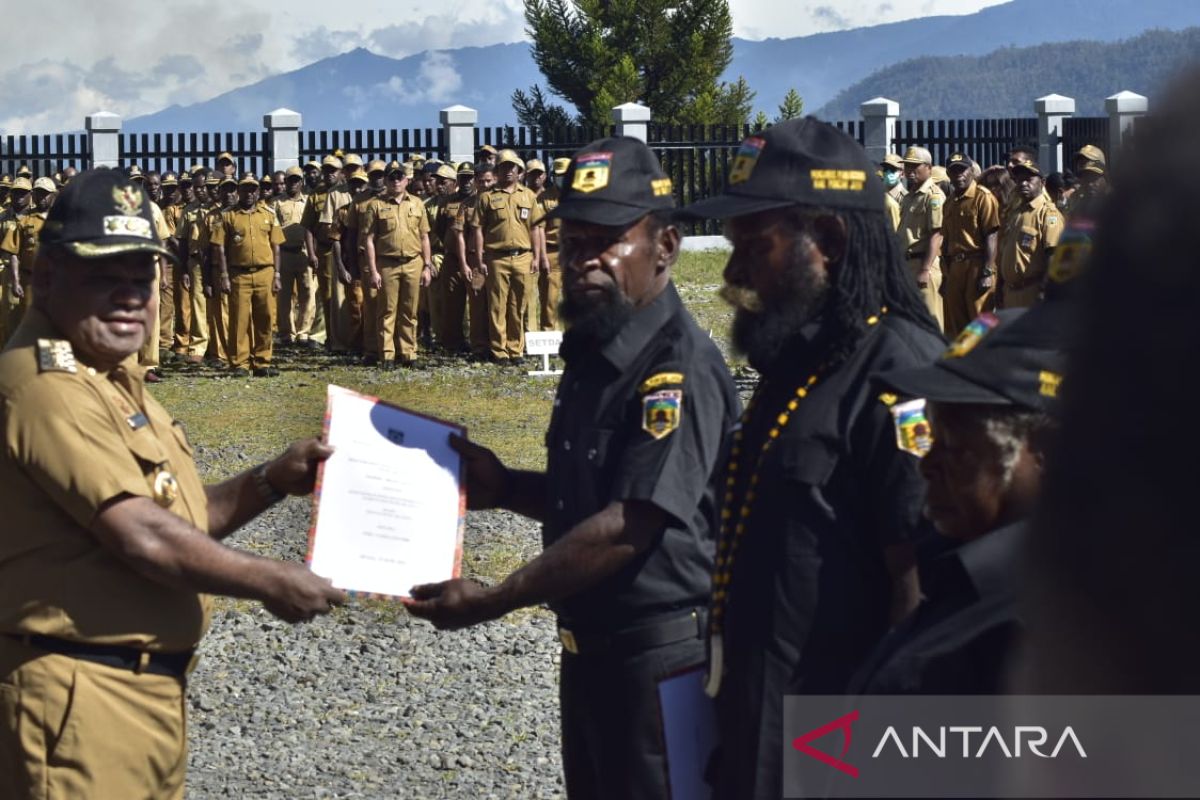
[850,305,1063,694]
[405,136,740,799]
[680,118,945,799]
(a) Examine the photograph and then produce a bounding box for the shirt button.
[587,449,597,461]
[556,499,564,510]
[86,367,96,376]
[563,440,571,451]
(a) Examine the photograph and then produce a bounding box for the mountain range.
[126,0,1200,133]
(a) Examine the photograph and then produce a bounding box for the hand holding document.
[307,385,465,599]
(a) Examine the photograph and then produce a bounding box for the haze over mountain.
[126,0,1200,133]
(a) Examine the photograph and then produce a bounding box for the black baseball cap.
[550,136,676,227]
[874,306,1066,412]
[946,152,973,171]
[681,117,884,220]
[38,168,177,264]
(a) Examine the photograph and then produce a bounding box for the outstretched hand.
[403,578,500,630]
[265,438,334,496]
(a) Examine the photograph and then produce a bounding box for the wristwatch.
[252,463,287,505]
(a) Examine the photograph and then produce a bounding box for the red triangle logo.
[792,710,860,778]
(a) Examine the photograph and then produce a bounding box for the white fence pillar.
[1106,90,1148,167]
[1035,94,1075,174]
[860,97,900,164]
[86,112,122,169]
[440,105,478,166]
[264,108,302,174]
[613,102,651,142]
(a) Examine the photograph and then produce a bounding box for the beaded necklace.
[705,309,886,697]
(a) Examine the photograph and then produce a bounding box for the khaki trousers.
[159,261,175,350]
[138,269,161,368]
[907,256,944,333]
[485,252,534,359]
[183,260,209,358]
[171,259,191,354]
[943,256,995,338]
[349,279,365,353]
[538,250,562,331]
[436,259,468,351]
[322,250,355,353]
[377,254,423,361]
[206,290,230,364]
[468,281,489,357]
[308,248,329,345]
[277,250,314,342]
[998,272,1043,310]
[361,278,379,356]
[228,265,276,369]
[0,639,187,800]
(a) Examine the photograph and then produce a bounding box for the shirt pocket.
[776,436,840,521]
[575,427,615,511]
[377,216,397,234]
[1019,225,1040,252]
[516,203,532,222]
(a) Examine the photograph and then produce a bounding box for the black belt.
[948,250,985,263]
[280,244,304,253]
[4,633,198,679]
[488,248,530,258]
[558,608,706,656]
[228,264,272,272]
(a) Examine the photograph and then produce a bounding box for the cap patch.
[811,169,865,192]
[1039,370,1062,398]
[729,137,766,185]
[943,312,999,359]
[651,177,673,197]
[891,398,932,458]
[572,152,612,194]
[642,389,682,440]
[112,185,144,216]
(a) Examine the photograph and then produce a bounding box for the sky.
[0,0,1005,134]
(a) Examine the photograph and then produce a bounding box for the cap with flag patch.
[874,306,1066,413]
[681,118,883,219]
[38,169,178,264]
[552,136,676,227]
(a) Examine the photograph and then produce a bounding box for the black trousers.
[559,635,706,800]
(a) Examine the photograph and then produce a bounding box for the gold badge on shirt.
[153,468,180,508]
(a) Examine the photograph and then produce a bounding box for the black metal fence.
[891,118,1039,168]
[120,131,269,177]
[0,133,90,178]
[298,128,445,166]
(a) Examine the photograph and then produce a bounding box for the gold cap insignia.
[112,185,144,216]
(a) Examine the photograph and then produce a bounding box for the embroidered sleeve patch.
[642,390,683,440]
[638,372,685,394]
[891,398,933,458]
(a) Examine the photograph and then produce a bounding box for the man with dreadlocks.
[681,119,945,799]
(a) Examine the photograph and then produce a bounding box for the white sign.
[525,330,564,376]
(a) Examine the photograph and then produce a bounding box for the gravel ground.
[186,445,565,800]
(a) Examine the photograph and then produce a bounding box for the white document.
[307,385,465,599]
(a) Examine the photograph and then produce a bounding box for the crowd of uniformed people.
[0,143,563,379]
[1,67,1187,800]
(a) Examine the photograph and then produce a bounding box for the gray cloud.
[812,5,852,28]
[292,26,365,62]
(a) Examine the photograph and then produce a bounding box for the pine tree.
[774,89,804,123]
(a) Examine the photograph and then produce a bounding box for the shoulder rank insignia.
[36,339,78,374]
[891,398,932,458]
[942,312,999,359]
[878,392,899,407]
[639,372,684,394]
[642,390,682,440]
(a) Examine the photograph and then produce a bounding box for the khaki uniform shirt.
[884,193,901,234]
[897,178,944,259]
[435,192,470,266]
[275,196,308,250]
[536,184,561,251]
[301,189,332,247]
[211,204,284,267]
[161,202,183,238]
[942,181,1000,259]
[476,185,544,253]
[0,310,211,651]
[1,210,48,280]
[424,196,444,254]
[343,191,381,253]
[999,193,1064,289]
[363,193,429,260]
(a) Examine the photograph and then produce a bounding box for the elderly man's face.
[40,250,158,369]
[920,402,1042,541]
[560,214,677,342]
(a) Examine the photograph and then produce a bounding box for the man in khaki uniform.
[362,162,432,368]
[301,156,353,352]
[336,161,385,360]
[424,163,459,348]
[210,174,284,377]
[941,152,1000,337]
[216,150,236,178]
[275,167,315,347]
[160,173,196,362]
[432,164,473,354]
[202,175,237,368]
[0,177,27,346]
[473,149,544,363]
[898,145,946,331]
[462,163,495,360]
[880,152,906,233]
[529,158,564,330]
[175,171,212,366]
[1,177,56,337]
[997,156,1064,309]
[0,169,344,800]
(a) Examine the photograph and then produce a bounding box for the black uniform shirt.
[849,521,1024,695]
[713,314,943,800]
[544,281,739,632]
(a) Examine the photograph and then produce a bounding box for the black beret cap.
[38,169,177,264]
[681,117,884,219]
[551,136,675,227]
